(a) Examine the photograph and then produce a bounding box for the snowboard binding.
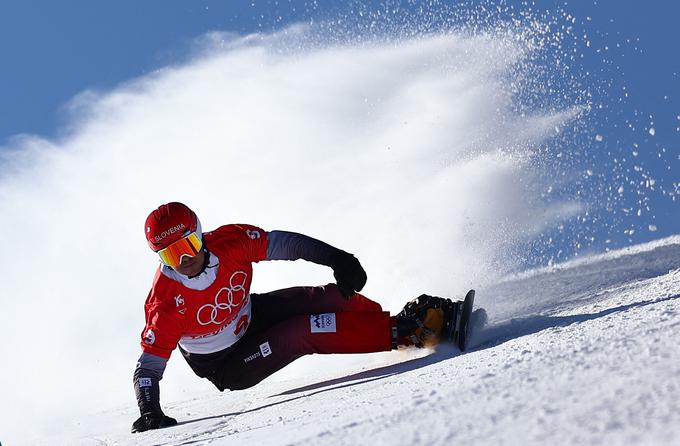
[396,290,476,351]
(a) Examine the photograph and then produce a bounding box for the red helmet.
[144,202,202,252]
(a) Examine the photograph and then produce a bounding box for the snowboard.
[442,289,475,351]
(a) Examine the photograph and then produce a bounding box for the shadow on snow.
[175,291,679,438]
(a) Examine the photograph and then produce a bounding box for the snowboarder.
[132,202,459,433]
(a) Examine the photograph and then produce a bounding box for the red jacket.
[140,224,268,359]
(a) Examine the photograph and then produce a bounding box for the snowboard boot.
[393,294,458,348]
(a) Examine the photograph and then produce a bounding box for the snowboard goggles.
[157,231,203,268]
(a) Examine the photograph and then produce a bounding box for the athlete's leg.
[250,283,383,330]
[215,310,392,390]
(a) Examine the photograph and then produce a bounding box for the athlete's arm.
[131,352,177,433]
[266,230,367,297]
[132,289,183,433]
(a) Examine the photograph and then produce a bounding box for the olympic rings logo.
[197,271,249,326]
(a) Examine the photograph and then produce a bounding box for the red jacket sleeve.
[140,271,184,359]
[225,224,269,264]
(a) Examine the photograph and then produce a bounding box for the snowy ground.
[24,235,680,446]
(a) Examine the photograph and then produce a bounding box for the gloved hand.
[131,412,178,433]
[331,251,367,298]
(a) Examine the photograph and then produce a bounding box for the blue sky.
[3,1,678,143]
[1,0,678,256]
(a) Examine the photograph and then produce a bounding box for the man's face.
[173,249,205,277]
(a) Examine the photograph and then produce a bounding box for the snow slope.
[28,235,679,446]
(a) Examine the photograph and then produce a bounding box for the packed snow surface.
[28,235,680,446]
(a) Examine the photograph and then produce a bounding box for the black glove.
[331,251,367,298]
[133,367,175,433]
[131,412,177,433]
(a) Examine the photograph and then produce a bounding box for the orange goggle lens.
[157,232,203,268]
